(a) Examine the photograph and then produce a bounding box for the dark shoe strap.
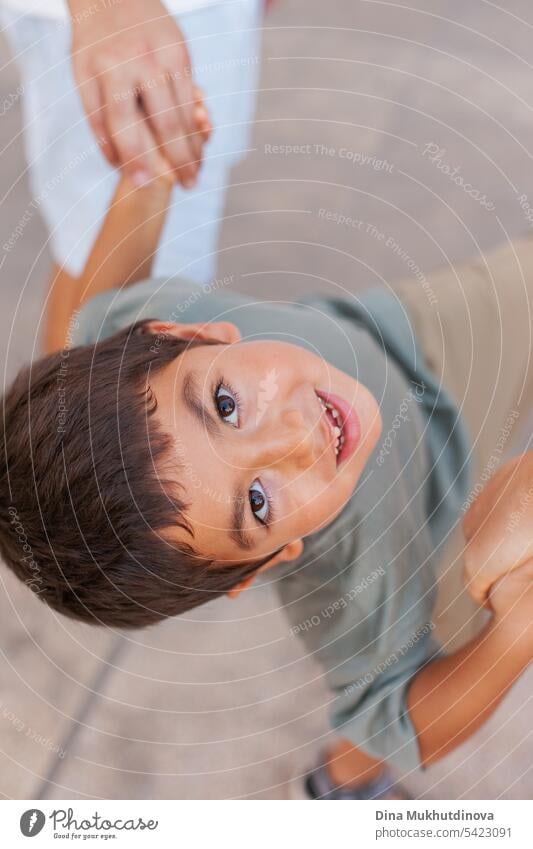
[306,762,396,800]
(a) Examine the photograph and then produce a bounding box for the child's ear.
[226,539,304,600]
[143,319,241,345]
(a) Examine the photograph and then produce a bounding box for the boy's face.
[149,320,382,579]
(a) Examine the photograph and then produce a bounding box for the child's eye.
[215,383,239,427]
[249,479,270,524]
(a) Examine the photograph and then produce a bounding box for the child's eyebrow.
[230,486,255,551]
[181,371,221,438]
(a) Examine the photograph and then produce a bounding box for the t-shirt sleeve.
[277,540,441,773]
[69,279,174,348]
[70,290,121,347]
[70,275,235,348]
[328,621,442,773]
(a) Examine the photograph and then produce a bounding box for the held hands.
[134,86,211,189]
[463,452,533,608]
[69,0,211,188]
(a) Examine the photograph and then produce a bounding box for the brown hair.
[0,321,266,628]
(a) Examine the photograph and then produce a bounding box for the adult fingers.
[141,76,198,187]
[100,67,155,184]
[193,86,213,141]
[156,39,203,182]
[169,70,203,177]
[137,119,175,187]
[72,58,119,167]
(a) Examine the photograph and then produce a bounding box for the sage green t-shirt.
[73,277,470,772]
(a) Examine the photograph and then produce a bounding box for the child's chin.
[360,401,383,458]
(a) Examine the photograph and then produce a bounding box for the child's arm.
[407,560,533,766]
[76,169,175,304]
[44,92,211,354]
[43,173,172,354]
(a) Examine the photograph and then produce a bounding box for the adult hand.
[68,0,209,188]
[463,452,533,607]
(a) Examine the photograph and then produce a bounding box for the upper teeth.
[318,397,345,456]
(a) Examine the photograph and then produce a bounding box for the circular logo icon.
[20,810,46,837]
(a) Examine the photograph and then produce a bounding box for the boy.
[1,151,532,800]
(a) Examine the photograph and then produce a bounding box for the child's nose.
[249,409,317,471]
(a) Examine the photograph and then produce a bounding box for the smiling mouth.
[317,395,344,458]
[316,389,362,467]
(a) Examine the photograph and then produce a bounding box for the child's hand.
[463,453,533,607]
[488,558,533,657]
